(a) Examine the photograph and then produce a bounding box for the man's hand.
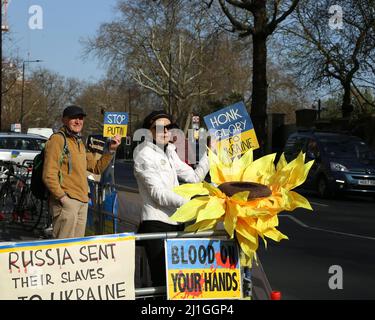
[59,194,68,205]
[109,134,122,152]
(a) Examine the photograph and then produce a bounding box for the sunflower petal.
[242,153,277,185]
[184,219,219,232]
[231,191,250,202]
[263,228,289,242]
[270,153,314,191]
[236,218,258,245]
[202,181,226,198]
[173,183,209,199]
[286,159,314,190]
[208,149,227,185]
[239,149,254,174]
[170,196,209,222]
[276,153,287,171]
[282,189,313,211]
[256,215,279,233]
[239,206,273,217]
[196,197,225,223]
[259,233,268,249]
[219,155,244,182]
[236,232,258,266]
[224,202,240,238]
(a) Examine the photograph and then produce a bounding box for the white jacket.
[133,141,209,225]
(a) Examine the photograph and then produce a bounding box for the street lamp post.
[20,59,42,130]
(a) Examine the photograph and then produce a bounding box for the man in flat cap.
[43,105,121,239]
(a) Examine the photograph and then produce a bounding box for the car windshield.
[320,137,375,160]
[0,137,46,151]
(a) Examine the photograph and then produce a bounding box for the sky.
[4,0,119,82]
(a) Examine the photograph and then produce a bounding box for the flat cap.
[142,110,172,129]
[63,105,87,118]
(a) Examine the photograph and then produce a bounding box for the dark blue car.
[284,131,375,198]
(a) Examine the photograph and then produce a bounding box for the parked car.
[0,133,47,182]
[27,127,54,139]
[283,131,375,198]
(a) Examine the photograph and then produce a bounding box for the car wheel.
[317,176,331,198]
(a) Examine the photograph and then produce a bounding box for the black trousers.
[138,220,184,287]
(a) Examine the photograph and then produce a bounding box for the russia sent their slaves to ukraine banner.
[165,239,242,300]
[0,233,135,300]
[203,101,259,158]
[103,112,128,138]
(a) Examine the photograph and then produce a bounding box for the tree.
[267,62,307,124]
[1,56,21,130]
[1,67,83,131]
[1,57,20,96]
[74,77,153,136]
[205,0,300,154]
[84,0,252,133]
[84,0,213,132]
[21,69,83,130]
[283,0,375,118]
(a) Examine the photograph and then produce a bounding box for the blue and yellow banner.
[103,112,128,138]
[203,101,259,158]
[165,239,242,300]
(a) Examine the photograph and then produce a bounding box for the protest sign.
[165,239,242,300]
[0,233,135,300]
[103,112,128,137]
[203,101,259,158]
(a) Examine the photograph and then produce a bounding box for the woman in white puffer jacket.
[133,110,209,287]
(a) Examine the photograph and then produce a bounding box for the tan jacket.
[43,128,113,202]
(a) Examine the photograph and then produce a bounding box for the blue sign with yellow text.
[103,112,128,137]
[203,101,259,157]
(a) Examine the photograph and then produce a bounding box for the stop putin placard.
[103,112,128,138]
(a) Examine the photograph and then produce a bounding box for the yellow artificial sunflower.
[171,148,314,266]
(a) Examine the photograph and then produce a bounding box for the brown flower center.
[218,181,272,200]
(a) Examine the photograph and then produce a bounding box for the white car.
[0,133,47,181]
[27,128,54,139]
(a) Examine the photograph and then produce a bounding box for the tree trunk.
[251,5,268,158]
[183,113,192,135]
[342,81,353,118]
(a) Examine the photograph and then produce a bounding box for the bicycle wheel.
[0,182,17,223]
[39,200,53,238]
[19,189,44,232]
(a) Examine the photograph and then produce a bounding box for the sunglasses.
[151,124,175,131]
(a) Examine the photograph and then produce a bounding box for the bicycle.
[0,161,50,233]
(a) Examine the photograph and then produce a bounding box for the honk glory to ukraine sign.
[103,112,128,138]
[0,233,135,300]
[204,101,259,158]
[165,239,242,300]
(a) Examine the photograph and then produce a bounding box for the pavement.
[0,223,40,243]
